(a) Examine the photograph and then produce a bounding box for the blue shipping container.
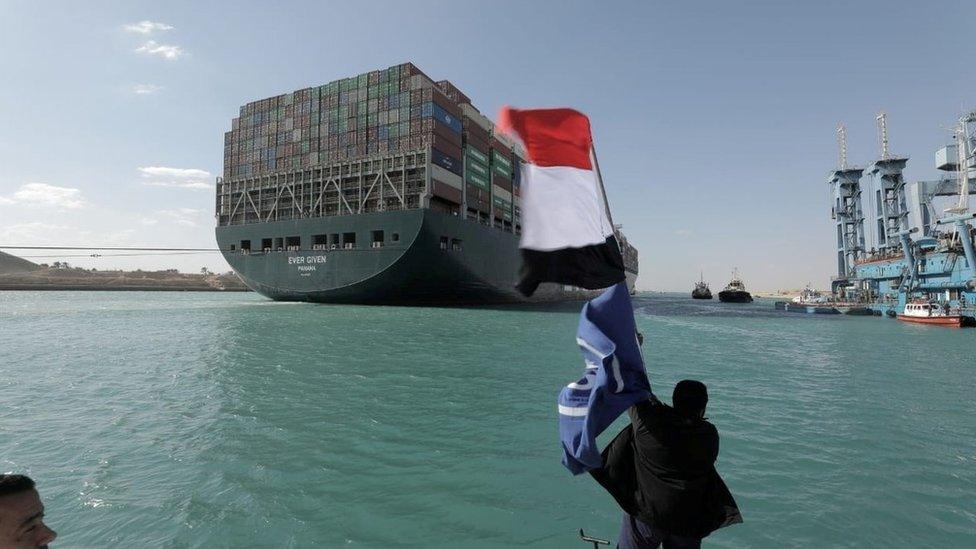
[432,103,462,134]
[432,148,462,176]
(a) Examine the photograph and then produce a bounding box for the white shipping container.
[431,164,463,190]
[461,104,492,133]
[491,185,512,201]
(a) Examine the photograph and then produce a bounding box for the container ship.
[215,63,638,304]
[826,112,975,321]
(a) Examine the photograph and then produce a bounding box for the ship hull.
[691,290,712,300]
[895,314,965,327]
[718,290,753,303]
[216,209,637,305]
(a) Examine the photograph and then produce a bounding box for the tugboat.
[897,301,969,327]
[718,269,753,303]
[691,272,712,300]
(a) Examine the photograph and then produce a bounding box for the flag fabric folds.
[558,281,651,475]
[497,107,625,297]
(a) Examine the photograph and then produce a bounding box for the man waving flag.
[497,107,626,297]
[499,106,649,474]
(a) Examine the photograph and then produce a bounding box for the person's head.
[672,380,708,419]
[0,475,56,548]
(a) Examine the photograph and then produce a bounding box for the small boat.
[792,285,829,304]
[692,272,712,300]
[776,284,838,313]
[718,269,753,303]
[897,301,966,327]
[774,301,840,314]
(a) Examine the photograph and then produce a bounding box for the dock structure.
[826,111,976,316]
[864,112,910,254]
[828,124,867,294]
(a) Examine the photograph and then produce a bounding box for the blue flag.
[558,282,652,475]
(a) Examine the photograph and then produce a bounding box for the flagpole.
[589,143,616,231]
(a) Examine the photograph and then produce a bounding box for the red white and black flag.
[498,107,625,296]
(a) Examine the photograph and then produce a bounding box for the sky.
[1,0,975,291]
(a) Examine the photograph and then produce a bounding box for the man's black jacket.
[590,398,742,538]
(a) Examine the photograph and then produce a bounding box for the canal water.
[1,291,973,547]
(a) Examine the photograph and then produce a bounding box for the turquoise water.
[1,291,974,548]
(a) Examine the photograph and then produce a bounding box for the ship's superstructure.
[692,272,712,299]
[215,63,638,304]
[718,269,753,303]
[827,111,976,317]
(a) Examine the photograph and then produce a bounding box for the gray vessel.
[215,63,638,304]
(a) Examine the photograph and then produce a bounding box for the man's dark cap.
[673,380,708,417]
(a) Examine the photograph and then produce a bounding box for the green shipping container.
[466,159,489,177]
[466,171,489,189]
[491,150,512,169]
[493,196,511,210]
[466,147,489,165]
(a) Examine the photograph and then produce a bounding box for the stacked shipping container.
[222,63,523,230]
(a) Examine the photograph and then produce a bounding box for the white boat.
[897,301,965,327]
[792,285,830,304]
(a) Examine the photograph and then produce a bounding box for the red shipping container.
[464,134,490,153]
[492,175,513,192]
[463,124,490,144]
[433,93,462,118]
[435,80,471,106]
[431,180,462,204]
[490,138,512,157]
[431,136,462,160]
[429,119,462,146]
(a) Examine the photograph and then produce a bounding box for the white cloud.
[123,21,174,34]
[144,181,212,190]
[0,183,86,210]
[0,222,72,244]
[132,83,163,95]
[139,167,210,179]
[135,40,184,60]
[674,229,694,237]
[138,166,212,190]
[152,208,207,228]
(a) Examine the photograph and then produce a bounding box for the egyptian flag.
[497,107,625,297]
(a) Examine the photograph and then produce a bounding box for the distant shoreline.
[0,284,250,292]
